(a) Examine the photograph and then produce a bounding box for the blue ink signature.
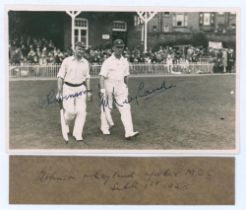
[63,90,88,100]
[39,89,89,108]
[129,80,176,104]
[39,80,175,109]
[99,90,124,112]
[100,80,176,109]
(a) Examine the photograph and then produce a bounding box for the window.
[75,18,87,27]
[173,14,188,27]
[200,13,215,26]
[112,21,127,32]
[74,29,79,43]
[203,13,211,26]
[74,18,88,48]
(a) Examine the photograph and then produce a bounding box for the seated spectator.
[41,46,48,57]
[47,52,56,64]
[39,53,47,65]
[20,44,29,57]
[11,48,23,64]
[27,48,36,63]
[33,55,39,64]
[36,47,41,58]
[56,49,64,63]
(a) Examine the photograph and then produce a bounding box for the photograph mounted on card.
[7,5,239,153]
[9,156,235,204]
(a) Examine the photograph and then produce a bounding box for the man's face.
[74,46,85,58]
[113,45,124,58]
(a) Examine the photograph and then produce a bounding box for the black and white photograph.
[7,6,238,152]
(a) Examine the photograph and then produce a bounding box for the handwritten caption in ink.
[38,167,213,192]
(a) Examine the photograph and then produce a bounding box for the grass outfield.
[9,75,236,150]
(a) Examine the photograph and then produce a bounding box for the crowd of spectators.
[81,45,206,66]
[8,35,206,65]
[9,35,72,65]
[9,35,235,73]
[207,47,235,73]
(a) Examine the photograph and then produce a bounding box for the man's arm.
[86,77,92,101]
[85,62,92,101]
[99,75,105,90]
[99,75,107,98]
[56,77,64,101]
[99,59,109,96]
[124,61,130,87]
[56,58,67,101]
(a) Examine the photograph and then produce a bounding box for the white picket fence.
[9,63,214,78]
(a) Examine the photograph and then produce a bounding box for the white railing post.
[51,65,53,77]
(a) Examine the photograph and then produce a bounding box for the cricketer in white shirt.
[56,42,91,141]
[99,39,139,140]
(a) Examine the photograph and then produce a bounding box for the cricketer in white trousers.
[100,79,134,134]
[99,53,138,138]
[62,83,87,139]
[57,54,90,141]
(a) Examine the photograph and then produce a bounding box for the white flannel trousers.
[62,83,87,139]
[100,80,134,136]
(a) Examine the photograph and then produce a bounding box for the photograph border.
[2,0,246,209]
[5,4,240,155]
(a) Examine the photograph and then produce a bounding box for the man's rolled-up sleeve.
[57,59,67,79]
[124,60,130,77]
[99,60,108,77]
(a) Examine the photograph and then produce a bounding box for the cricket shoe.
[64,137,69,144]
[125,131,139,140]
[73,135,84,141]
[100,128,110,135]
